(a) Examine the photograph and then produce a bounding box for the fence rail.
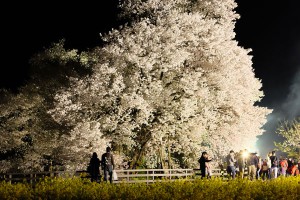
[193,168,228,177]
[114,168,194,184]
[0,168,232,184]
[0,171,76,184]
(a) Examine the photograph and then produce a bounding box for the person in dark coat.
[198,151,212,179]
[101,147,115,183]
[87,152,101,182]
[269,151,278,178]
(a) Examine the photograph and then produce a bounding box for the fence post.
[153,169,154,182]
[146,170,149,185]
[127,170,129,182]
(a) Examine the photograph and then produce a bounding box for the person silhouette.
[87,152,101,182]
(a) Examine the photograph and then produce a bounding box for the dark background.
[1,1,299,157]
[0,0,120,89]
[235,0,300,156]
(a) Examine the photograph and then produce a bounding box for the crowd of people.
[88,147,299,182]
[199,150,300,180]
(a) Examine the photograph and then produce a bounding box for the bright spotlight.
[242,151,249,159]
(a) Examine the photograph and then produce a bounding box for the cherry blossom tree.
[0,87,65,172]
[0,41,91,172]
[49,0,271,169]
[275,118,300,158]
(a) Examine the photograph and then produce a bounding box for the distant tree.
[0,88,66,172]
[275,118,300,158]
[0,41,92,172]
[50,0,271,169]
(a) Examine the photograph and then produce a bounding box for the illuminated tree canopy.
[0,0,271,172]
[50,0,271,169]
[275,118,300,158]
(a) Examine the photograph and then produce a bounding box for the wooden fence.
[114,168,193,184]
[193,168,228,177]
[0,168,232,184]
[0,171,76,184]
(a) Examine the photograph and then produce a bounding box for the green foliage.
[0,181,33,200]
[29,39,92,91]
[0,176,300,199]
[275,118,300,158]
[29,39,79,66]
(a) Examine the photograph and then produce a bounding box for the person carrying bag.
[101,147,115,183]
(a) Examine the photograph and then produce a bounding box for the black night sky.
[235,0,300,156]
[1,1,299,157]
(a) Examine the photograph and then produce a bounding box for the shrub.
[0,176,299,199]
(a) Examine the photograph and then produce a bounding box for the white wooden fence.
[0,168,231,184]
[113,168,194,184]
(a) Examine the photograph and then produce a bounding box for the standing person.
[205,154,213,179]
[256,156,262,179]
[279,157,288,177]
[270,151,278,178]
[198,151,212,179]
[261,159,269,180]
[266,152,272,179]
[87,152,101,182]
[247,153,258,181]
[288,161,298,176]
[101,147,115,183]
[226,150,236,179]
[287,158,293,176]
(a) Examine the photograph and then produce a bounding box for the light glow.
[242,151,249,159]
